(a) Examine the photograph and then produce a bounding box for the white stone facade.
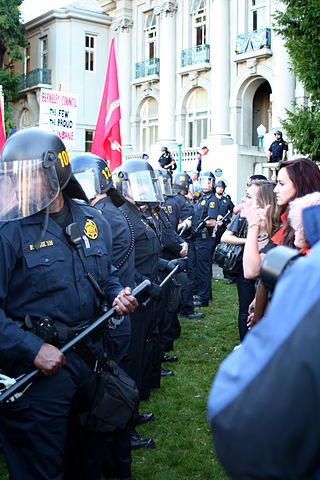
[12,0,308,201]
[12,0,111,155]
[100,0,308,200]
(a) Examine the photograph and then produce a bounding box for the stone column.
[112,17,133,152]
[209,0,230,140]
[271,3,295,129]
[155,1,178,145]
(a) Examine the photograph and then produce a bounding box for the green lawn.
[0,279,239,480]
[131,279,238,480]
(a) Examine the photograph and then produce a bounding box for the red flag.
[0,101,6,152]
[91,38,122,172]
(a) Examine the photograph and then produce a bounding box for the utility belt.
[18,315,99,370]
[195,227,212,239]
[20,315,91,347]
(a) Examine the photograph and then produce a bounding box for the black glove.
[166,257,188,273]
[147,282,162,299]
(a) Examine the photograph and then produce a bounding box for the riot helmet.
[172,172,193,195]
[71,153,113,201]
[199,171,215,193]
[156,168,173,198]
[0,127,85,221]
[116,159,163,207]
[216,180,226,189]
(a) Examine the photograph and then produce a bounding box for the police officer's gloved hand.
[166,257,188,273]
[147,282,162,299]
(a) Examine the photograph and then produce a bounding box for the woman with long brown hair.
[273,157,320,246]
[249,157,320,327]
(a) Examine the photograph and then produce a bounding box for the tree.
[0,0,27,132]
[274,0,320,162]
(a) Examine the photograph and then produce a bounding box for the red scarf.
[271,211,288,245]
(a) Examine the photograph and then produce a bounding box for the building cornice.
[25,7,111,31]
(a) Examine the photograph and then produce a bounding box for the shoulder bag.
[213,220,247,275]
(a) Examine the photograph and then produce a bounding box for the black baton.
[0,279,151,404]
[142,264,180,308]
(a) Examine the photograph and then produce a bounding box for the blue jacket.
[0,198,122,367]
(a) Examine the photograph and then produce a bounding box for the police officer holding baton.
[0,128,137,480]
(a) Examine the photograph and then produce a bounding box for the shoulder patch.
[209,201,215,208]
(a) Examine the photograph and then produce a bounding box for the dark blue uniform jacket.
[269,139,288,160]
[193,193,218,231]
[165,195,194,231]
[0,198,122,368]
[208,204,320,480]
[120,201,160,283]
[94,196,135,338]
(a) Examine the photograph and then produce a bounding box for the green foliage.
[281,103,320,163]
[0,0,27,66]
[0,0,27,133]
[273,0,320,101]
[274,0,320,161]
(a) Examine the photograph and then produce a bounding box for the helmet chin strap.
[34,206,50,250]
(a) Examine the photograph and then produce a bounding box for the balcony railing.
[235,28,271,55]
[135,58,160,79]
[181,44,210,67]
[124,148,199,172]
[20,68,51,90]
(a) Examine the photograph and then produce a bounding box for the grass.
[131,279,238,480]
[0,279,239,480]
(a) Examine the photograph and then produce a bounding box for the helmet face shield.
[199,175,214,192]
[73,169,98,201]
[71,154,113,201]
[122,170,164,206]
[157,171,173,198]
[0,159,60,221]
[161,175,173,197]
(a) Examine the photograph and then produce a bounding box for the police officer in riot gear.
[193,171,218,307]
[71,153,140,478]
[213,180,234,246]
[166,172,194,232]
[168,173,205,319]
[116,159,163,449]
[71,153,135,365]
[0,128,137,480]
[154,169,188,363]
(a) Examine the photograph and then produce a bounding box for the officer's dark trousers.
[122,302,153,400]
[0,353,100,480]
[180,240,197,315]
[107,316,131,366]
[195,236,215,305]
[158,275,180,353]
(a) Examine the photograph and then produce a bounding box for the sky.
[20,0,70,23]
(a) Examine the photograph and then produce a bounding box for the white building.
[13,0,308,201]
[13,0,111,154]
